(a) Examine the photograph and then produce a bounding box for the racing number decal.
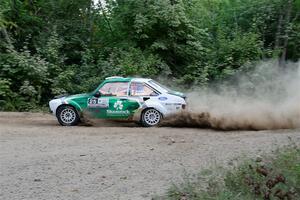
[87,98,109,108]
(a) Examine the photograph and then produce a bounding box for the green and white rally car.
[49,76,186,127]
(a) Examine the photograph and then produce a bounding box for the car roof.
[104,76,151,83]
[131,78,152,82]
[104,77,131,82]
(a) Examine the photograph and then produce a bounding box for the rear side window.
[130,82,158,96]
[99,82,128,96]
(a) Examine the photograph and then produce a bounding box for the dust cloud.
[161,60,300,130]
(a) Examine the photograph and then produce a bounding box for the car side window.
[130,82,158,96]
[99,82,128,96]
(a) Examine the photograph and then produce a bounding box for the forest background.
[0,0,299,111]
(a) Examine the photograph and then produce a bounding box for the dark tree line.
[0,0,299,111]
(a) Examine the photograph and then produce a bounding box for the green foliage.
[0,0,299,110]
[156,146,300,200]
[108,47,167,76]
[0,47,50,110]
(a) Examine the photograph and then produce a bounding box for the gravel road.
[0,112,299,200]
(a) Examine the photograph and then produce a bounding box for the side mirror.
[94,91,101,98]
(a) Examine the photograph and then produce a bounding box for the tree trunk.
[98,0,114,36]
[0,28,13,50]
[274,13,283,49]
[279,0,293,66]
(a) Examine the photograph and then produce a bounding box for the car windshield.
[130,82,158,96]
[149,80,172,92]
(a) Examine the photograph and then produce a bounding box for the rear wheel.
[141,108,161,127]
[56,105,80,126]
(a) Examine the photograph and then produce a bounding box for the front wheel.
[141,108,162,127]
[56,105,80,126]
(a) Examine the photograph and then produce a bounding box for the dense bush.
[0,0,299,111]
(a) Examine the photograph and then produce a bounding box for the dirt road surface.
[0,112,299,200]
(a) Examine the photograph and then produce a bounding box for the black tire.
[134,120,142,126]
[56,105,80,126]
[141,108,162,127]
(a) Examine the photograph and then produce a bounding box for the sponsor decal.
[158,97,168,101]
[88,98,109,108]
[107,110,130,116]
[165,103,182,105]
[113,100,124,110]
[107,100,130,116]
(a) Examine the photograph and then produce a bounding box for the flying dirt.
[161,60,300,130]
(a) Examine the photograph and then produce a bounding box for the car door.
[105,96,140,119]
[87,81,140,119]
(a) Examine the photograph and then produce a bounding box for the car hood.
[167,90,186,99]
[53,93,89,100]
[64,93,89,100]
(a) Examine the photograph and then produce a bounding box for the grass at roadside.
[155,143,300,200]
